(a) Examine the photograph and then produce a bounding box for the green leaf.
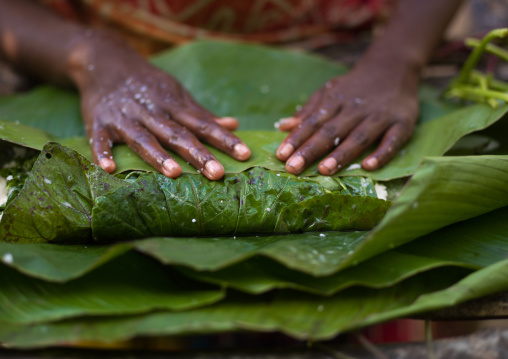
[0,143,388,243]
[0,242,130,282]
[344,155,508,268]
[0,267,473,348]
[134,232,368,276]
[0,251,224,326]
[0,143,124,243]
[177,206,508,295]
[0,87,82,138]
[92,168,387,241]
[275,193,390,233]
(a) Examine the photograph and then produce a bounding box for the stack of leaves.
[1,41,508,349]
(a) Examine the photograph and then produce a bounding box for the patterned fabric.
[38,0,394,53]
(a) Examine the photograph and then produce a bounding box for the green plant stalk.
[457,28,508,83]
[471,70,508,92]
[465,38,508,62]
[447,85,508,102]
[471,72,499,108]
[486,75,508,92]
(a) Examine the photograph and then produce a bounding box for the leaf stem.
[457,28,508,83]
[465,38,508,62]
[447,85,508,102]
[471,72,499,108]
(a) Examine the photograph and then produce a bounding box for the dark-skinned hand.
[275,59,420,175]
[71,34,251,180]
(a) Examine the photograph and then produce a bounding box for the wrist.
[66,29,135,91]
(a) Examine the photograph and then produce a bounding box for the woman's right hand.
[69,31,251,180]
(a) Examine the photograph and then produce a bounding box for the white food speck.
[374,183,388,201]
[44,178,52,184]
[346,164,361,171]
[6,175,13,181]
[334,137,340,146]
[192,218,196,223]
[276,174,280,176]
[266,207,271,211]
[2,253,13,264]
[103,151,108,155]
[319,233,326,237]
[260,85,269,94]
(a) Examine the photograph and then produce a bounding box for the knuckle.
[350,130,369,146]
[302,114,324,129]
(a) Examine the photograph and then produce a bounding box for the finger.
[214,117,239,130]
[318,117,390,176]
[275,116,301,131]
[284,117,358,175]
[181,89,239,130]
[161,105,250,161]
[89,126,116,173]
[139,113,226,180]
[362,123,412,171]
[275,88,324,131]
[114,119,183,178]
[276,103,347,162]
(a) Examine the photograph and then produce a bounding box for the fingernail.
[220,116,237,122]
[364,157,378,169]
[287,155,305,172]
[275,117,298,130]
[99,158,115,172]
[163,159,181,177]
[234,143,251,160]
[216,117,238,129]
[278,117,293,125]
[277,143,294,159]
[320,158,338,173]
[205,160,224,177]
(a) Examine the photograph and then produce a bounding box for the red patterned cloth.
[39,0,394,46]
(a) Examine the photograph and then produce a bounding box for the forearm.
[0,0,131,89]
[357,0,463,72]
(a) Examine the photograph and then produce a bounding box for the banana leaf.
[1,202,508,346]
[0,251,224,326]
[176,205,508,295]
[4,261,508,348]
[0,143,389,243]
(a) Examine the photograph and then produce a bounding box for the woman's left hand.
[275,59,420,175]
